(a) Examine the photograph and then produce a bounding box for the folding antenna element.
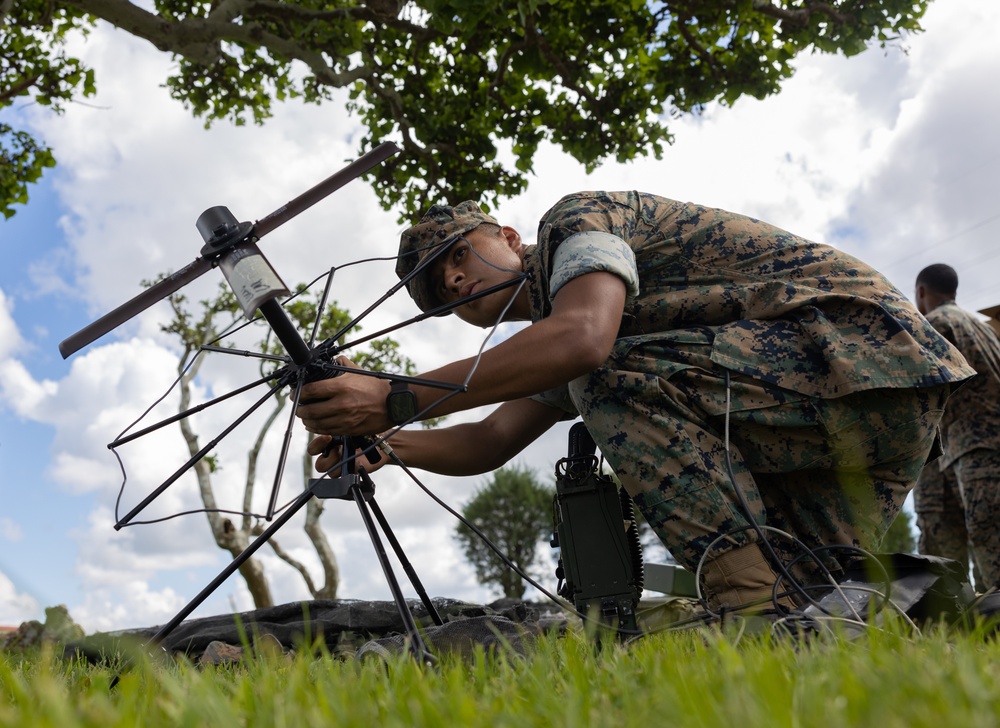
[58,142,400,359]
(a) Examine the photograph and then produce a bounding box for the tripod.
[141,272,447,660]
[58,142,490,663]
[141,436,444,663]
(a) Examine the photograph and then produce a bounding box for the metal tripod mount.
[57,142,453,663]
[140,320,443,662]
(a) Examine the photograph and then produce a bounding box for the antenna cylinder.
[219,243,291,319]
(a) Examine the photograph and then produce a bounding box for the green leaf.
[3,0,929,223]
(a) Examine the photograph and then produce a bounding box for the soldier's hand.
[297,357,393,435]
[307,434,387,474]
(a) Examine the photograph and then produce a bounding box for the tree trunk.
[177,348,274,609]
[302,452,340,598]
[226,520,273,608]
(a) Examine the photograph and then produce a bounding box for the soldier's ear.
[500,226,521,251]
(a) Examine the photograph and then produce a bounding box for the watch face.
[388,388,417,424]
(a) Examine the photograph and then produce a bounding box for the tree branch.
[242,393,286,532]
[63,0,395,88]
[675,12,722,77]
[751,0,850,28]
[173,294,225,544]
[1,73,42,106]
[524,16,599,108]
[492,39,530,93]
[302,452,338,598]
[264,532,319,595]
[178,366,226,541]
[207,0,252,23]
[63,0,422,88]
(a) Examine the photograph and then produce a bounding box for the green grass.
[3,622,1000,728]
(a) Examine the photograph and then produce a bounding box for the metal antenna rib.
[58,142,401,359]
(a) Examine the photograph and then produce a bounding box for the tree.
[454,464,555,599]
[3,0,929,220]
[157,280,416,607]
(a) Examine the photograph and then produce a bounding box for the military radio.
[550,422,645,635]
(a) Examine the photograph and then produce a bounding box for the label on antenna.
[219,245,290,318]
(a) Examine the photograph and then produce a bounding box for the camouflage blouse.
[523,191,973,399]
[925,301,1000,465]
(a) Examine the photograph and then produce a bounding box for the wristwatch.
[385,379,417,425]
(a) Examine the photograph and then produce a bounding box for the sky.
[2,1,999,634]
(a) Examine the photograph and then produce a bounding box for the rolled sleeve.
[529,384,580,418]
[549,231,640,301]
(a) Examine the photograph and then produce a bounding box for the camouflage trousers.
[913,463,971,580]
[914,449,1000,590]
[570,336,949,581]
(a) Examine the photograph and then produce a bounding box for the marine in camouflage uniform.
[518,193,971,593]
[914,264,1000,590]
[304,192,974,611]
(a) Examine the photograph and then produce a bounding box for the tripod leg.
[350,483,436,664]
[145,486,316,649]
[359,473,443,627]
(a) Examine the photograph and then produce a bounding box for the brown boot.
[701,542,796,611]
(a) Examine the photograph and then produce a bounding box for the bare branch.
[302,452,338,598]
[178,367,225,540]
[242,392,287,532]
[266,534,319,595]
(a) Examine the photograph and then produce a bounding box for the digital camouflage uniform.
[914,301,1000,589]
[524,191,973,579]
[913,465,970,574]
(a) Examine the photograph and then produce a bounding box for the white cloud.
[0,359,57,417]
[824,4,1000,312]
[0,291,24,360]
[71,579,189,634]
[67,506,221,632]
[0,571,40,626]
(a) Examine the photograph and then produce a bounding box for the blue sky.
[1,174,89,613]
[2,1,999,633]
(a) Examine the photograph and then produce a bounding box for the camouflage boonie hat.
[396,201,499,314]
